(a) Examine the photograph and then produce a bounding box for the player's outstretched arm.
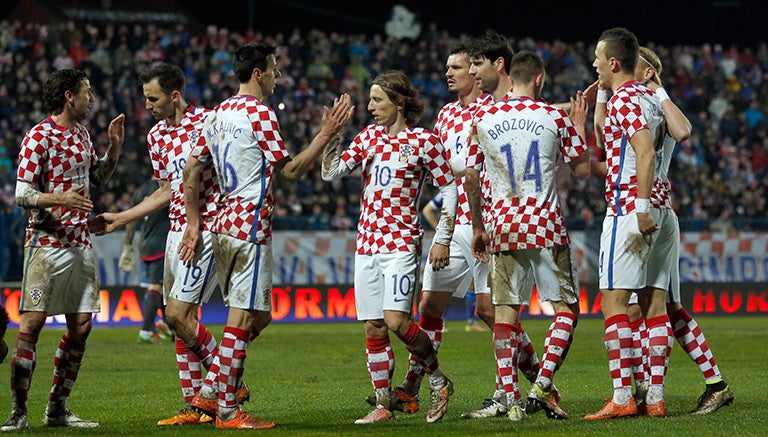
[97,181,171,235]
[282,94,354,181]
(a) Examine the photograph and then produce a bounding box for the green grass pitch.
[0,316,764,436]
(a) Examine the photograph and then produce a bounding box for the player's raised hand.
[108,113,126,147]
[582,80,601,106]
[321,93,355,136]
[569,90,588,129]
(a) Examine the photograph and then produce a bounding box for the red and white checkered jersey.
[148,105,219,232]
[640,90,674,209]
[601,81,657,216]
[191,95,290,244]
[434,93,493,225]
[16,118,99,248]
[340,125,454,255]
[466,97,586,251]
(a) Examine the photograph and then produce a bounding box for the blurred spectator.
[0,15,765,235]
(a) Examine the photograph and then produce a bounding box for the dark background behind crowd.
[1,0,766,281]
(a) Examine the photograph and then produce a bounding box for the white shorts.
[422,224,489,297]
[599,213,654,290]
[212,234,273,311]
[354,252,418,320]
[165,228,219,305]
[20,246,100,315]
[490,245,579,306]
[646,208,678,298]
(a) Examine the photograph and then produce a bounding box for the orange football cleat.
[584,398,637,420]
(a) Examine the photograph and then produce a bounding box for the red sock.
[50,335,85,406]
[493,323,520,406]
[217,326,250,409]
[365,335,393,391]
[537,312,576,388]
[670,307,721,382]
[604,314,633,393]
[175,338,202,403]
[10,332,37,412]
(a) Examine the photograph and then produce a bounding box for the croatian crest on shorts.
[30,288,43,305]
[399,144,413,163]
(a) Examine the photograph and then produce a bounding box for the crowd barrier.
[2,230,766,327]
[81,230,768,287]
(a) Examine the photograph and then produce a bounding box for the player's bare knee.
[65,314,93,342]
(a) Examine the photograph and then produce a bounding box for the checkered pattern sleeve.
[549,106,587,163]
[604,82,651,216]
[339,126,371,173]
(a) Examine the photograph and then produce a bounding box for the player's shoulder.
[22,118,63,147]
[407,126,439,142]
[24,118,53,137]
[188,105,213,121]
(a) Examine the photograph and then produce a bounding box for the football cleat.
[215,409,274,429]
[690,384,734,415]
[460,397,508,419]
[156,320,174,340]
[645,400,666,417]
[42,406,99,428]
[157,406,210,426]
[584,398,637,420]
[526,382,568,419]
[190,381,251,417]
[465,323,487,332]
[392,387,420,413]
[366,387,419,413]
[426,378,453,423]
[0,410,28,431]
[137,333,157,344]
[190,392,218,417]
[507,405,527,422]
[354,406,393,424]
[236,381,251,405]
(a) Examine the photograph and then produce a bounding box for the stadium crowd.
[0,17,766,279]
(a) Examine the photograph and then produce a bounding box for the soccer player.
[117,178,172,344]
[377,39,495,417]
[3,69,125,431]
[179,42,353,429]
[97,63,237,426]
[589,46,734,415]
[462,29,567,418]
[584,28,671,420]
[322,70,457,424]
[465,50,590,421]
